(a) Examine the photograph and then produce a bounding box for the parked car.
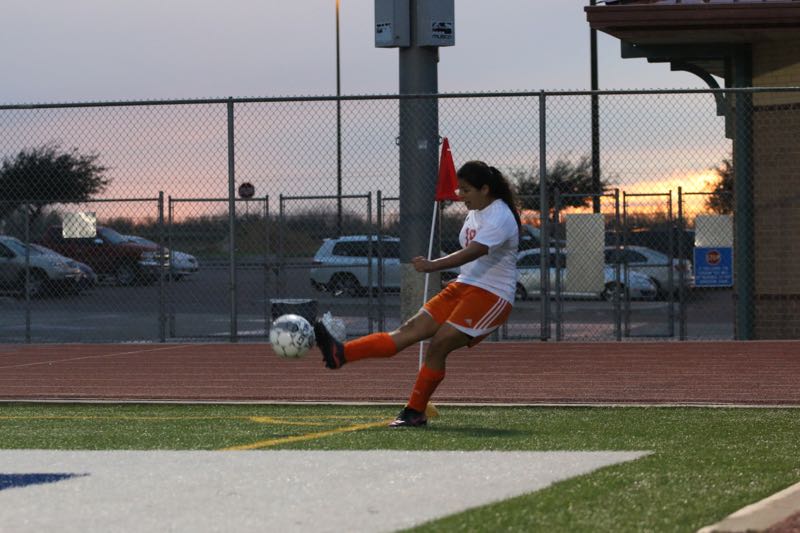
[519,224,566,251]
[30,243,98,290]
[516,248,657,301]
[605,229,696,260]
[124,235,199,280]
[0,236,84,297]
[310,235,458,297]
[40,225,168,286]
[604,245,694,298]
[442,224,560,255]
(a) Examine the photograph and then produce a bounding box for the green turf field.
[1,403,798,532]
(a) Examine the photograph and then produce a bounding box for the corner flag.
[435,137,459,201]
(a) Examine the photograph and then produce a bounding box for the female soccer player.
[314,160,521,427]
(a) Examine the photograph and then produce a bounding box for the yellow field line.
[220,420,391,451]
[248,416,328,426]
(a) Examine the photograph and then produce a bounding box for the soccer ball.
[269,314,315,358]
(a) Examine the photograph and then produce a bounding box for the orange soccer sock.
[406,364,446,413]
[343,332,398,363]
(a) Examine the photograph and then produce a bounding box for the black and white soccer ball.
[269,314,315,358]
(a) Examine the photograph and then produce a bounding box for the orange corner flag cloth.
[435,137,459,201]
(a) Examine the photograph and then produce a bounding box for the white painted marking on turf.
[0,450,648,532]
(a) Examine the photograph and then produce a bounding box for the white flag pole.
[419,200,438,369]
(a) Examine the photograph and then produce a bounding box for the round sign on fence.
[238,182,255,199]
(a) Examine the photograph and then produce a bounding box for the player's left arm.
[411,241,488,273]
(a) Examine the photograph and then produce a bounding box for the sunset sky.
[1,1,726,222]
[1,0,705,104]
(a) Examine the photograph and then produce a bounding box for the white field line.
[0,345,193,370]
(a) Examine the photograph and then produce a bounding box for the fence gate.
[550,190,625,341]
[166,196,270,341]
[678,188,734,340]
[276,193,378,338]
[619,191,683,338]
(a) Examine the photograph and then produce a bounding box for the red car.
[40,225,168,285]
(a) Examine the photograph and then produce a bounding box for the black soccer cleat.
[314,320,346,369]
[388,406,428,428]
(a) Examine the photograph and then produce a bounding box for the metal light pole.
[336,0,343,236]
[374,0,454,321]
[590,0,601,214]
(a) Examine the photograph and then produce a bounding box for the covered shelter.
[586,0,800,339]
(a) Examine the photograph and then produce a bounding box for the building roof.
[586,1,800,45]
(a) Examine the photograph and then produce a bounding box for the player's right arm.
[411,241,488,273]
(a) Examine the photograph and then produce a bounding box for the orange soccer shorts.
[423,282,512,347]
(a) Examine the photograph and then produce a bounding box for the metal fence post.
[277,194,285,300]
[622,192,631,338]
[733,69,754,339]
[377,190,386,332]
[264,196,270,339]
[538,91,550,341]
[554,193,563,342]
[24,204,31,344]
[677,187,688,340]
[167,196,176,338]
[227,98,238,342]
[667,190,676,338]
[158,191,166,342]
[367,192,374,334]
[614,188,622,341]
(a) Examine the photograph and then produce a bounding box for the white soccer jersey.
[456,199,520,303]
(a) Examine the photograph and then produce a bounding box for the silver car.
[124,235,199,280]
[0,236,84,297]
[30,243,98,289]
[516,248,657,301]
[310,235,458,297]
[310,236,401,297]
[604,245,694,298]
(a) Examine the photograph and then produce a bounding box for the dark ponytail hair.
[456,160,522,229]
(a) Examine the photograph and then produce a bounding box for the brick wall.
[752,103,800,338]
[754,297,800,339]
[753,40,800,106]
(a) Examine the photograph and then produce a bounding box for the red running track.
[0,341,798,405]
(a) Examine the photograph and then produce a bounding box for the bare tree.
[0,144,110,223]
[510,155,612,217]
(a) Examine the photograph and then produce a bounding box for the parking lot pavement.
[0,265,734,343]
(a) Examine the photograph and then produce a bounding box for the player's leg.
[389,324,469,428]
[316,282,459,369]
[390,285,512,427]
[316,308,440,369]
[423,322,472,370]
[387,309,440,351]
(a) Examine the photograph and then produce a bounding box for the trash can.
[270,298,318,325]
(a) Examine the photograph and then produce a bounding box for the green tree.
[510,155,611,216]
[705,157,733,214]
[0,144,110,222]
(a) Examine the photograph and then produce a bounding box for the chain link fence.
[1,88,790,343]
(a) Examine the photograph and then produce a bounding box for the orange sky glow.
[520,169,722,228]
